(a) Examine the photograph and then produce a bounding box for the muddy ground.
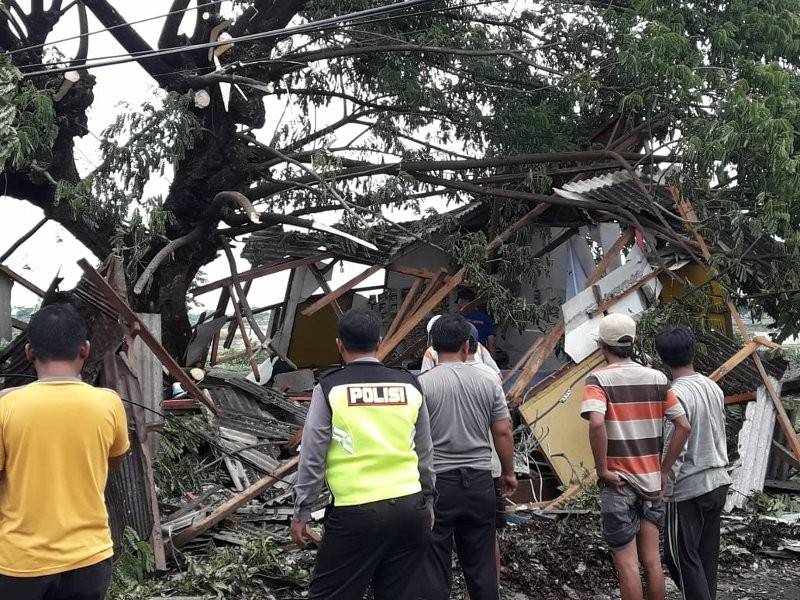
[492,513,800,600]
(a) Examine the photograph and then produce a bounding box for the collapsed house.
[1,169,799,572]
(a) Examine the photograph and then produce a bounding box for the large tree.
[3,0,800,355]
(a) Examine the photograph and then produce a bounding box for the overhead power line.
[18,0,439,78]
[13,0,502,74]
[6,0,226,56]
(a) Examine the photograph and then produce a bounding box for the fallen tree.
[3,0,800,355]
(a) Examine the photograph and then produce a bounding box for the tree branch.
[159,0,190,50]
[82,0,173,79]
[277,44,565,76]
[71,1,89,67]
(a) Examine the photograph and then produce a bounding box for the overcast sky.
[2,2,395,311]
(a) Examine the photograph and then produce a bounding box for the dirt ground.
[488,513,800,600]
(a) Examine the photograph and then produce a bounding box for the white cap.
[426,314,442,334]
[598,313,636,347]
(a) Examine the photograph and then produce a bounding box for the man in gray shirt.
[415,315,517,600]
[656,327,731,600]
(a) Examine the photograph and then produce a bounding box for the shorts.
[493,478,506,530]
[600,483,665,551]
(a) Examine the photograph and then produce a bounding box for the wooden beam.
[771,439,800,471]
[191,253,333,295]
[0,264,45,297]
[301,263,382,317]
[308,264,344,318]
[377,268,465,361]
[385,278,424,339]
[508,322,566,406]
[487,203,551,253]
[724,392,757,405]
[507,229,634,403]
[0,217,47,263]
[542,471,598,511]
[676,194,800,463]
[532,227,579,260]
[708,341,759,382]
[753,353,800,461]
[228,285,260,381]
[169,455,300,548]
[77,259,218,415]
[589,268,666,318]
[387,265,453,281]
[586,228,635,287]
[408,270,448,317]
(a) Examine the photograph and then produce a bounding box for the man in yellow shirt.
[0,303,130,600]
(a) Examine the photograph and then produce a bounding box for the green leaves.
[0,55,56,174]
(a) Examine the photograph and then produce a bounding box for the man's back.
[665,373,731,501]
[419,362,509,473]
[582,362,683,496]
[0,380,129,577]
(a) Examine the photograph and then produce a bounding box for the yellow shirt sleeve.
[109,394,130,458]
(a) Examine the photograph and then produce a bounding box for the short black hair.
[337,308,381,353]
[468,338,478,355]
[456,288,476,303]
[655,326,696,368]
[431,314,471,353]
[600,341,634,359]
[28,303,88,361]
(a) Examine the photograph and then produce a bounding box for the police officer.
[291,308,435,600]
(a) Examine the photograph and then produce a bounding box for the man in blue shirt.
[457,289,497,355]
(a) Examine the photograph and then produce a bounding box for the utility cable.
[18,0,437,77]
[6,0,226,56]
[13,0,500,72]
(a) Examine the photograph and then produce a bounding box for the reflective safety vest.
[319,361,424,506]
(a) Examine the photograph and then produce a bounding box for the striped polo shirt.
[580,361,685,497]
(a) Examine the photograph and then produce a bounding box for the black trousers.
[664,485,729,600]
[309,492,430,600]
[416,468,498,600]
[0,558,112,600]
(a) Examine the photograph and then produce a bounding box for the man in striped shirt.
[581,314,691,600]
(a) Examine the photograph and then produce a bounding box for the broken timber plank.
[507,229,634,404]
[708,341,759,382]
[589,267,666,318]
[387,265,453,281]
[308,264,344,318]
[408,269,448,317]
[301,263,382,317]
[385,278,424,339]
[0,264,45,297]
[77,259,218,415]
[228,285,261,381]
[168,455,300,548]
[226,377,308,420]
[377,268,465,361]
[675,194,800,464]
[542,472,598,511]
[190,253,333,295]
[771,439,800,471]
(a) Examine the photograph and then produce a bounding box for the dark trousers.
[0,558,112,600]
[665,485,729,600]
[309,492,430,600]
[417,468,498,600]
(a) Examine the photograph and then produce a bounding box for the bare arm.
[491,418,517,496]
[487,334,497,356]
[588,412,623,489]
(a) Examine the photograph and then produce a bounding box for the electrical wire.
[6,0,227,56]
[18,0,437,77]
[13,0,499,72]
